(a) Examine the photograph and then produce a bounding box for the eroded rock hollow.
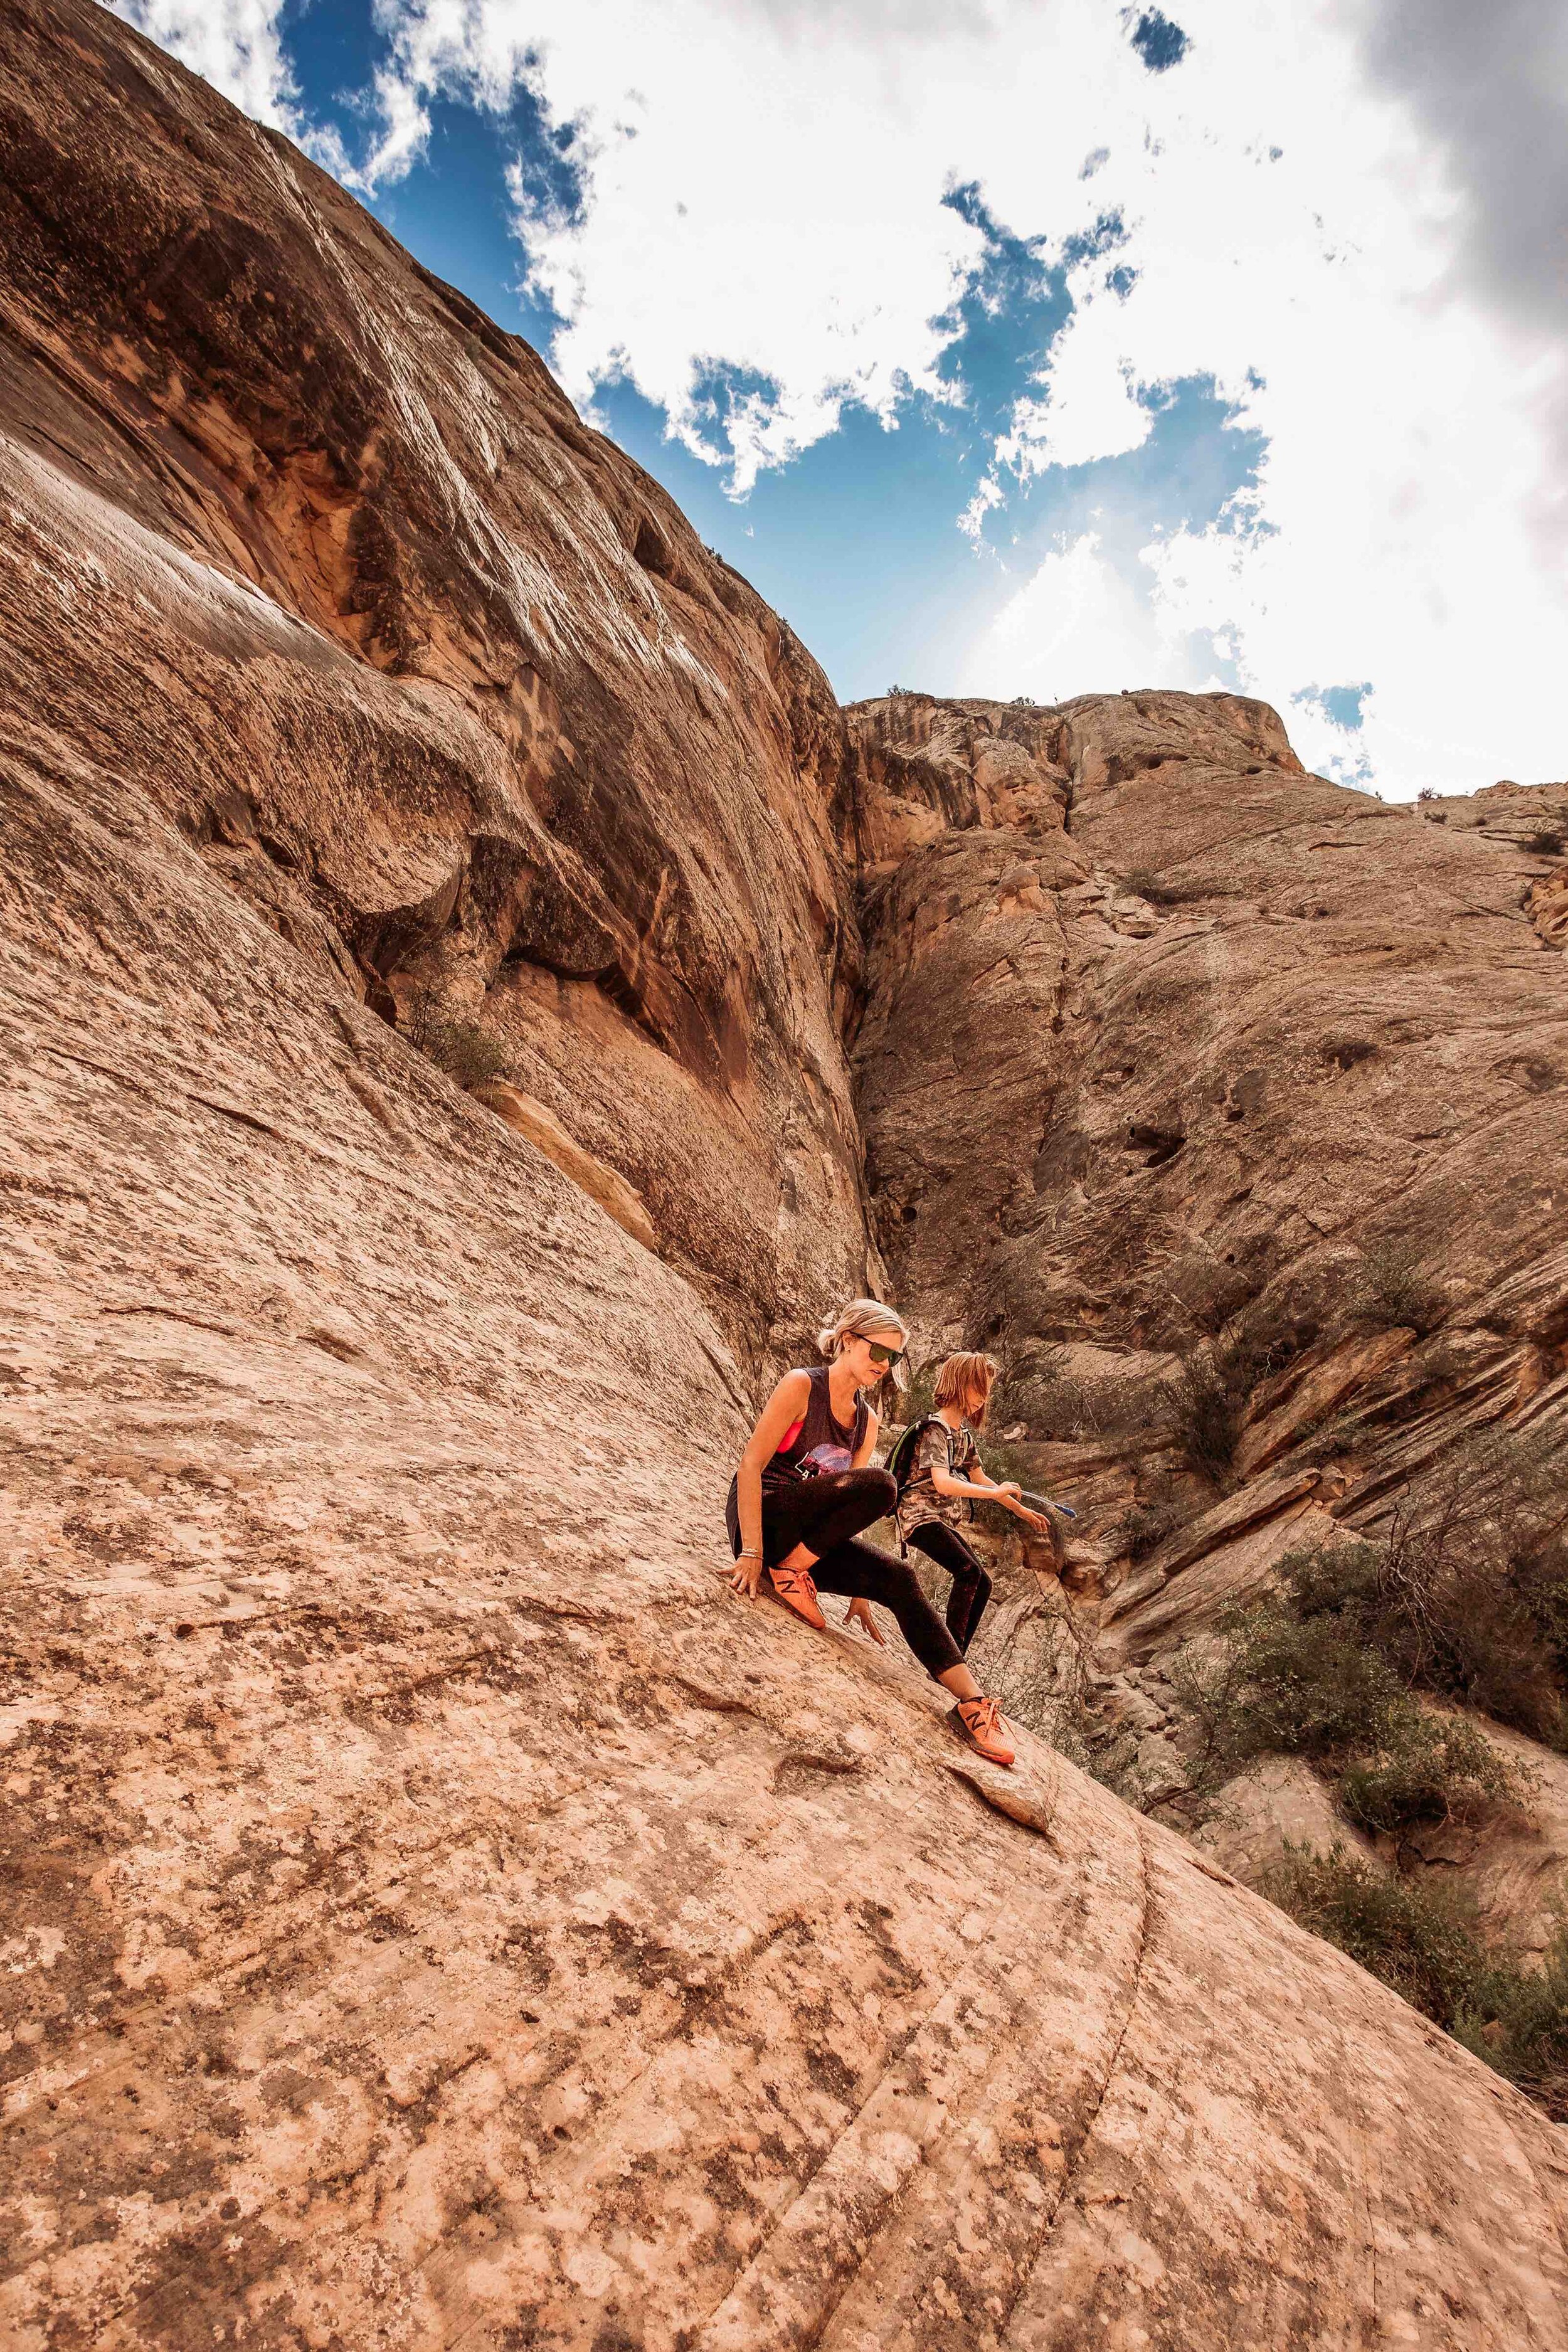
[3,2,1567,2344]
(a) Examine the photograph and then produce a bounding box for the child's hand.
[1019,1508,1052,1534]
[844,1597,886,1645]
[997,1481,1024,1501]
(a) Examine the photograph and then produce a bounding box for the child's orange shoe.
[953,1694,1015,1767]
[765,1560,827,1631]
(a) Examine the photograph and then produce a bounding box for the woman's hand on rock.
[844,1597,885,1645]
[729,1552,765,1597]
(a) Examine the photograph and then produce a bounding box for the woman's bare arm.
[730,1369,812,1594]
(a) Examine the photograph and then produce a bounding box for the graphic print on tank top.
[798,1438,853,1476]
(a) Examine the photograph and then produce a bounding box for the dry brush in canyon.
[3,1,1567,2344]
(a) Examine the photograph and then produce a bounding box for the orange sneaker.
[764,1560,827,1631]
[953,1694,1015,1768]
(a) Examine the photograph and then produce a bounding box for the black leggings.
[729,1467,964,1681]
[904,1520,993,1656]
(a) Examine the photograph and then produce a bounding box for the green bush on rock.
[1168,1533,1541,1836]
[405,997,512,1093]
[1265,1841,1568,2120]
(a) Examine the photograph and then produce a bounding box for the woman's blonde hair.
[933,1350,998,1424]
[817,1297,908,1377]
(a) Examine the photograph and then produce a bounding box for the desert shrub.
[1215,1593,1409,1760]
[1004,1589,1154,1804]
[1338,1710,1520,1835]
[1517,1545,1568,1673]
[1325,1437,1568,1744]
[1044,1372,1117,1436]
[1004,1347,1128,1441]
[1119,867,1205,906]
[1118,1481,1185,1560]
[1266,1840,1490,2015]
[1165,1301,1311,1486]
[1522,826,1565,856]
[1167,1533,1540,1833]
[1168,1350,1246,1484]
[1265,1842,1568,2117]
[1348,1237,1446,1334]
[979,1432,1048,1493]
[405,997,511,1092]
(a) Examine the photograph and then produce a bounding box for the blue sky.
[114,0,1568,797]
[275,1,1263,704]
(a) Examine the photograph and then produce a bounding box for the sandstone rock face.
[850,682,1568,1552]
[0,0,876,1379]
[472,1081,658,1251]
[850,687,1568,1955]
[4,4,1568,2345]
[850,686,1567,1395]
[1421,779,1568,954]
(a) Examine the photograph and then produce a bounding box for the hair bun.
[815,1324,839,1357]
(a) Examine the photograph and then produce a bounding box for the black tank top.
[765,1364,867,1485]
[726,1365,869,1556]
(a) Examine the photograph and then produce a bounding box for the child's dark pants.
[904,1519,993,1655]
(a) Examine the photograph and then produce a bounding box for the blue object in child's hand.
[1019,1488,1076,1519]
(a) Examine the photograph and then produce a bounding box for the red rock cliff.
[3,4,1567,2346]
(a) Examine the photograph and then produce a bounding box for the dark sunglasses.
[865,1340,907,1369]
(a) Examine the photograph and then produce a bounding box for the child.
[894,1352,1057,1655]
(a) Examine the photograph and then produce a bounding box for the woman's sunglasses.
[865,1340,907,1369]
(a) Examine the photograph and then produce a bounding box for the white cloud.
[118,0,1568,795]
[346,0,1568,792]
[359,0,1014,492]
[959,0,1568,796]
[109,0,298,127]
[979,531,1175,700]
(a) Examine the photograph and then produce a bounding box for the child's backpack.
[884,1414,943,1499]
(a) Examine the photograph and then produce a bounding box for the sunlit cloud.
[104,0,1568,796]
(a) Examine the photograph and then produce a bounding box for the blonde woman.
[894,1352,1058,1654]
[727,1300,1017,1767]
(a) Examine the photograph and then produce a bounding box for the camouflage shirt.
[895,1416,980,1537]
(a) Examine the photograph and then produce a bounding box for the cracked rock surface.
[3,3,1568,2346]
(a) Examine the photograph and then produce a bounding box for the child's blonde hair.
[933,1350,997,1424]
